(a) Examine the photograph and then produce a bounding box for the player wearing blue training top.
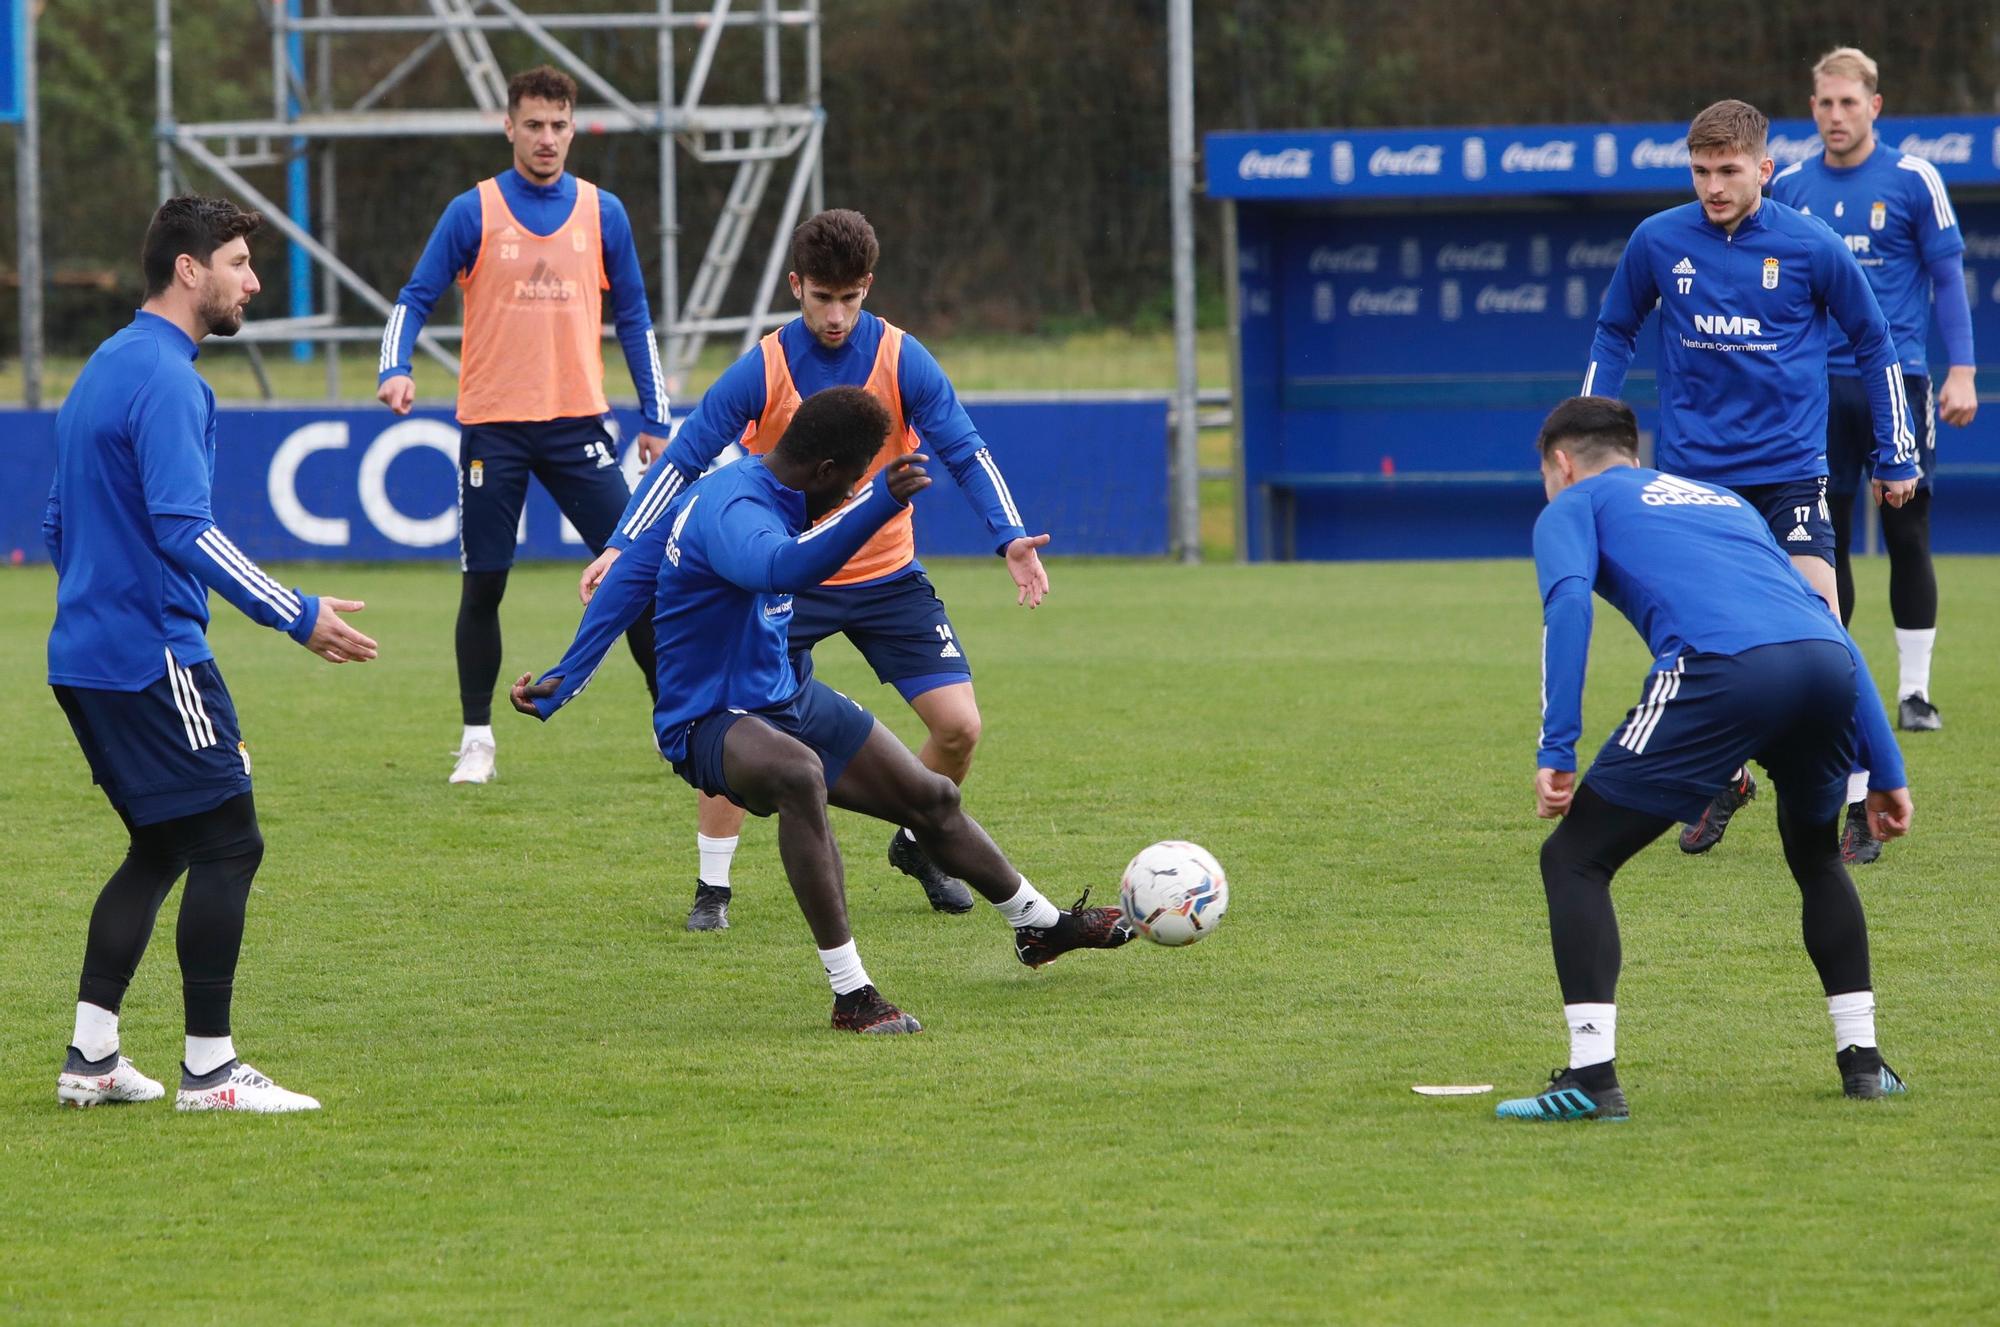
[376,66,670,786]
[1770,48,1976,863]
[512,388,1127,1033]
[580,210,1049,930]
[1584,98,1917,857]
[1494,398,1913,1123]
[45,197,377,1113]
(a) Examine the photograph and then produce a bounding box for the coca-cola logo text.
[1475,284,1549,314]
[1346,286,1421,316]
[1307,245,1381,274]
[1962,233,2000,260]
[1437,241,1508,272]
[1565,240,1626,269]
[1238,148,1313,180]
[1501,141,1577,173]
[1631,138,1689,170]
[1898,132,1973,165]
[1368,145,1444,177]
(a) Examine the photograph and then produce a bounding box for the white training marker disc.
[1411,1084,1494,1096]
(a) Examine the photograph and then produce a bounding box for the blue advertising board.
[0,398,1168,565]
[1213,116,2000,561]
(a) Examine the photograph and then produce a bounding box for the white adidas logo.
[1787,525,1812,542]
[1672,256,1696,276]
[1640,473,1740,507]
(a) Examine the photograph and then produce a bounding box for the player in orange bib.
[375,66,671,785]
[580,210,1051,930]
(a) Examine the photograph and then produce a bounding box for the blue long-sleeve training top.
[606,312,1026,580]
[1531,464,1903,790]
[1584,198,1917,487]
[526,456,907,760]
[377,169,669,429]
[1770,145,1973,375]
[47,312,320,689]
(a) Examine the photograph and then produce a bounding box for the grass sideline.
[3,557,1997,1322]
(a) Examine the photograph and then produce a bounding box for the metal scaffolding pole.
[15,0,43,408]
[1167,0,1200,562]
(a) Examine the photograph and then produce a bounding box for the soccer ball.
[1118,841,1228,946]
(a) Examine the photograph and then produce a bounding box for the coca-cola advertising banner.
[1209,116,2000,200]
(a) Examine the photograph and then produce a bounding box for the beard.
[199,283,246,337]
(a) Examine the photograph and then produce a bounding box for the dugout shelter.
[1209,116,2000,561]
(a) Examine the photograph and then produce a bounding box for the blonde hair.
[1813,46,1879,94]
[1686,100,1769,160]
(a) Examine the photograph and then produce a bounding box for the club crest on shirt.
[1761,257,1780,290]
[469,459,485,488]
[1870,201,1887,231]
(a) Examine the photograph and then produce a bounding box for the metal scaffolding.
[153,0,826,397]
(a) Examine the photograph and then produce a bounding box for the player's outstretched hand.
[376,375,415,416]
[1866,787,1914,841]
[1536,768,1574,819]
[1939,365,1978,428]
[1005,533,1052,607]
[885,452,931,504]
[635,432,670,465]
[1872,475,1918,508]
[580,548,620,604]
[510,671,561,716]
[306,597,377,664]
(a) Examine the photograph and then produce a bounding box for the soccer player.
[580,209,1049,929]
[1498,397,1911,1122]
[1771,46,1975,862]
[45,196,377,1112]
[512,387,1127,1032]
[1583,99,1917,858]
[376,65,670,785]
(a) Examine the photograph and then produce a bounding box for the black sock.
[171,793,265,1038]
[456,569,509,726]
[1881,488,1937,630]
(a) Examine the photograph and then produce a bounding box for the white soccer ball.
[1118,841,1228,946]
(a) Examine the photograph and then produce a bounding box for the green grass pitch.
[3,556,1997,1323]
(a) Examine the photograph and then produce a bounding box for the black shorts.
[459,416,633,572]
[1827,371,1934,497]
[1731,477,1834,565]
[54,654,253,827]
[1585,640,1857,827]
[671,679,878,813]
[788,569,973,701]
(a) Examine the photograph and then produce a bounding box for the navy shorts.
[459,415,632,572]
[53,655,253,827]
[1584,639,1858,827]
[671,678,879,813]
[1731,477,1834,565]
[1827,371,1933,497]
[788,569,972,701]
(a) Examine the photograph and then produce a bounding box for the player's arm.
[598,193,672,451]
[602,350,769,555]
[1817,237,1919,498]
[1532,493,1599,818]
[519,514,669,719]
[707,458,928,595]
[1839,628,1913,839]
[375,192,481,414]
[1929,253,1977,427]
[899,337,1048,606]
[1582,224,1658,399]
[134,379,374,663]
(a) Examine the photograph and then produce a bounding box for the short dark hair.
[142,196,263,297]
[1687,98,1768,160]
[1537,396,1640,464]
[775,386,892,473]
[508,65,577,112]
[791,209,879,287]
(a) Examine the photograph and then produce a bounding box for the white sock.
[1828,990,1877,1050]
[1846,770,1871,806]
[818,940,871,997]
[1894,628,1935,701]
[901,827,918,843]
[697,834,739,890]
[1564,1002,1616,1068]
[72,1002,120,1061]
[462,724,495,750]
[993,877,1061,930]
[185,1035,236,1077]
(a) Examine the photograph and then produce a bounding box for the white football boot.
[448,736,497,784]
[57,1054,166,1107]
[176,1061,321,1113]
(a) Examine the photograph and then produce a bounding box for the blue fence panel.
[1,398,1168,564]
